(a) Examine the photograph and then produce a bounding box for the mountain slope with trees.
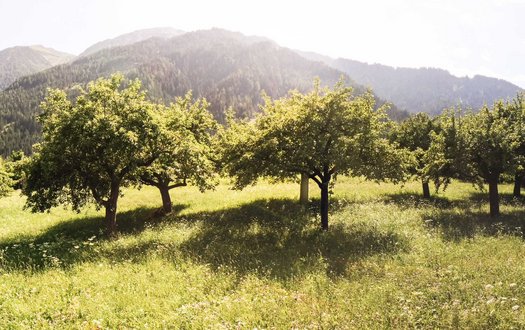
[0,28,408,156]
[79,27,185,57]
[0,45,74,90]
[298,52,522,114]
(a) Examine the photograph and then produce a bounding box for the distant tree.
[23,74,162,235]
[220,80,410,230]
[138,92,217,214]
[390,113,437,198]
[0,157,13,198]
[461,101,519,216]
[422,108,470,193]
[509,93,525,197]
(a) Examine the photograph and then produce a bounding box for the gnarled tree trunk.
[159,183,172,214]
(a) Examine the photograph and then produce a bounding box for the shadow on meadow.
[0,204,187,271]
[418,192,525,242]
[383,192,453,209]
[0,198,407,279]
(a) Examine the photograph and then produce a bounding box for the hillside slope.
[0,45,74,90]
[299,52,522,114]
[0,29,406,155]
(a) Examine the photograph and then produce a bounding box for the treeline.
[0,29,408,156]
[0,75,523,235]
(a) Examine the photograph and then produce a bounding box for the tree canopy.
[138,91,218,214]
[220,80,410,230]
[23,74,162,234]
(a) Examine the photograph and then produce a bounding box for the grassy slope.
[1,178,525,328]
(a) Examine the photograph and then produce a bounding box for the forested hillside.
[79,27,185,57]
[299,52,523,114]
[0,46,74,90]
[0,29,408,156]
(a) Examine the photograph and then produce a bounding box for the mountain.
[79,27,185,57]
[298,52,523,114]
[0,28,407,156]
[0,45,74,90]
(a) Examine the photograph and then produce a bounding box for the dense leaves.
[138,92,218,213]
[220,80,411,229]
[23,74,162,234]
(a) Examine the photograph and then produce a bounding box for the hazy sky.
[1,0,524,88]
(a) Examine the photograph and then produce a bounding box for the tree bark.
[300,173,309,204]
[514,174,522,198]
[159,184,172,214]
[320,183,329,231]
[488,176,500,217]
[422,180,431,199]
[105,181,120,236]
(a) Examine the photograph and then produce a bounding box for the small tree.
[0,157,13,198]
[423,108,470,192]
[138,92,217,214]
[509,93,525,197]
[462,101,519,217]
[23,74,162,235]
[390,113,437,198]
[221,80,410,230]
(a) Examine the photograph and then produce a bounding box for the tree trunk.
[320,183,329,231]
[514,174,522,198]
[104,181,120,236]
[422,180,431,199]
[159,184,172,214]
[300,173,309,204]
[488,176,500,217]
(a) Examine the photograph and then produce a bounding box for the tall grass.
[0,178,524,328]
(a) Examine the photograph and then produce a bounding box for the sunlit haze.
[1,0,524,87]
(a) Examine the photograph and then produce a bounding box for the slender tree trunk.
[488,176,500,217]
[159,184,172,214]
[105,181,120,236]
[422,180,431,199]
[320,183,329,231]
[514,174,522,198]
[300,173,309,204]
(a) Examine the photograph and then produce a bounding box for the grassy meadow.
[1,177,525,328]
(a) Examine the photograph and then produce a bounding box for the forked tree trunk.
[159,184,172,214]
[422,180,431,199]
[300,173,309,204]
[514,174,522,198]
[488,176,500,217]
[320,183,329,231]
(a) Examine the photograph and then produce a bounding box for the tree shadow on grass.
[383,192,453,209]
[174,198,408,279]
[423,208,525,242]
[0,199,407,279]
[0,204,188,271]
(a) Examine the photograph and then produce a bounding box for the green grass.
[1,178,525,328]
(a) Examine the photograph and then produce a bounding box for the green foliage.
[138,91,218,211]
[221,79,410,229]
[0,157,13,197]
[22,74,162,232]
[423,108,470,191]
[462,101,519,185]
[390,113,436,181]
